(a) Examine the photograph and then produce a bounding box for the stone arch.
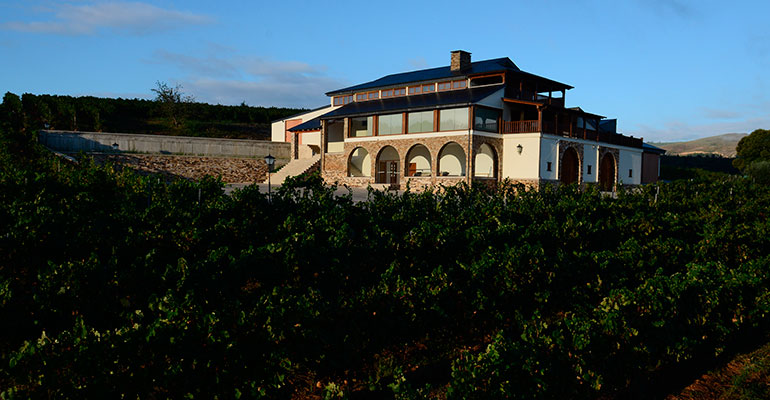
[560,146,580,185]
[405,144,432,177]
[376,145,400,184]
[598,151,616,191]
[438,142,466,177]
[474,143,497,178]
[348,147,371,177]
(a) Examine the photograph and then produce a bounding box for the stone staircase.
[264,155,320,185]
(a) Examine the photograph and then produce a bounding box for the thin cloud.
[1,1,213,35]
[634,115,769,142]
[701,108,743,120]
[148,49,346,107]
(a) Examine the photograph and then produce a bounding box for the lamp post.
[264,154,275,202]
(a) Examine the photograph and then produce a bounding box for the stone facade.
[322,132,508,190]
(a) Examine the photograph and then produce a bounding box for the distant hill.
[652,133,747,157]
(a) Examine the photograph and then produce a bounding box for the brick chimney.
[450,50,471,72]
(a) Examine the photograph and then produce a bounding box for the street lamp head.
[112,143,119,152]
[264,154,275,172]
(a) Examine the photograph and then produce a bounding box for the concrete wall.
[502,133,541,180]
[540,137,559,180]
[39,130,290,165]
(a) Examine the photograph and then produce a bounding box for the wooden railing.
[501,120,540,133]
[500,119,643,148]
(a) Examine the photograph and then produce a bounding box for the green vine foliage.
[2,126,770,398]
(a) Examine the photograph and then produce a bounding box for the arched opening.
[599,152,616,191]
[438,142,466,177]
[348,147,371,177]
[560,147,579,185]
[474,143,497,178]
[406,144,432,177]
[376,146,400,184]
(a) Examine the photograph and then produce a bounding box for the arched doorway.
[348,147,371,177]
[376,146,400,184]
[560,147,579,185]
[406,144,431,176]
[598,152,615,191]
[438,142,466,176]
[474,143,497,178]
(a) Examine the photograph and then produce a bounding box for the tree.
[151,81,194,129]
[733,129,770,172]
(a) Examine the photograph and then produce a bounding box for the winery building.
[271,51,662,189]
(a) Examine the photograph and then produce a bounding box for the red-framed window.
[422,83,435,93]
[408,86,422,95]
[333,95,353,106]
[381,89,393,98]
[393,87,406,96]
[438,81,451,91]
[452,80,467,89]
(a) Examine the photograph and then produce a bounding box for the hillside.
[3,92,306,140]
[653,133,747,157]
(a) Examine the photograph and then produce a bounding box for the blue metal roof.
[326,57,570,96]
[320,85,504,120]
[643,142,666,154]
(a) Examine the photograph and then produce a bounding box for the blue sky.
[1,0,768,142]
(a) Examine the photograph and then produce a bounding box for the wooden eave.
[502,97,544,107]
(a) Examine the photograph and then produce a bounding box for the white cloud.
[1,1,213,35]
[148,48,346,108]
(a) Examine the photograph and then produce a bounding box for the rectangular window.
[438,82,451,91]
[439,107,469,131]
[393,88,406,96]
[587,165,592,175]
[368,91,379,100]
[408,110,434,133]
[474,107,500,132]
[382,89,393,98]
[452,80,467,89]
[356,93,367,101]
[350,116,374,137]
[422,84,435,93]
[547,162,552,171]
[333,95,353,106]
[408,86,422,95]
[378,113,403,135]
[629,169,633,178]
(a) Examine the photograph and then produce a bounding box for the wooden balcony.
[500,118,643,148]
[501,120,540,133]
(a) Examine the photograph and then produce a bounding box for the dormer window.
[333,95,353,106]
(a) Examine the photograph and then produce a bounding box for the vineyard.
[2,125,770,398]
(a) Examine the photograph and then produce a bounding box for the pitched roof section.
[321,85,504,120]
[326,57,566,96]
[288,117,322,132]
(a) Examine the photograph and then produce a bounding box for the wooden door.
[389,162,398,184]
[599,153,615,191]
[378,162,387,183]
[561,148,579,185]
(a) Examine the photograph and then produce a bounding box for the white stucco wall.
[270,105,337,142]
[502,133,541,180]
[474,88,505,109]
[583,144,599,183]
[302,131,320,147]
[540,137,559,180]
[619,149,643,185]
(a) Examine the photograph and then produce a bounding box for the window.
[408,86,422,95]
[333,95,353,106]
[382,89,393,98]
[393,88,406,96]
[439,108,469,131]
[350,116,374,137]
[470,74,504,87]
[587,165,592,175]
[438,82,451,91]
[547,162,552,171]
[474,107,500,132]
[452,80,467,89]
[629,169,633,178]
[378,114,403,135]
[422,84,435,93]
[356,93,367,101]
[408,110,433,133]
[368,91,379,100]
